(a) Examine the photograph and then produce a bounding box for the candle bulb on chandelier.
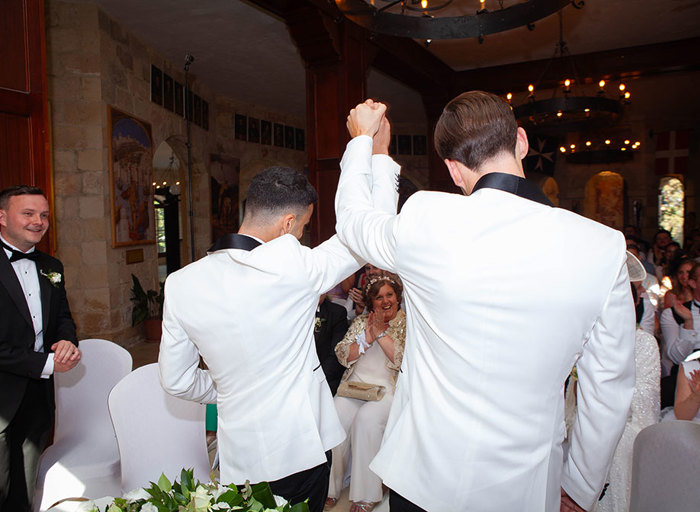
[421,0,428,9]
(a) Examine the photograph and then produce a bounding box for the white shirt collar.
[0,233,36,256]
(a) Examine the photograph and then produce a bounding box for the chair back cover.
[108,363,209,492]
[629,420,700,512]
[53,338,133,443]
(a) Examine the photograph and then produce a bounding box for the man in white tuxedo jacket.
[159,159,398,511]
[335,94,635,512]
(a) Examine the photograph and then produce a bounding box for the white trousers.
[328,393,393,503]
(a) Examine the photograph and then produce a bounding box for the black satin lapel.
[472,172,553,207]
[36,255,52,332]
[0,249,33,328]
[208,233,262,253]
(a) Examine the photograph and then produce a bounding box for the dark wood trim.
[0,89,31,115]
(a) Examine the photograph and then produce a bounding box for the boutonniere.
[314,317,326,333]
[40,270,62,288]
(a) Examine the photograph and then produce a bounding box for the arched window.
[658,177,684,243]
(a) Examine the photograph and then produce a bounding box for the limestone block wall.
[46,0,308,346]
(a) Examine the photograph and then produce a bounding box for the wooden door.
[0,0,52,252]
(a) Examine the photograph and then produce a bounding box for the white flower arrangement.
[40,269,62,288]
[79,468,308,512]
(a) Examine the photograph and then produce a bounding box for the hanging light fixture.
[511,10,629,135]
[334,0,573,41]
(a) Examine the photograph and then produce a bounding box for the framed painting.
[163,74,174,111]
[174,81,184,116]
[295,128,305,151]
[202,100,209,130]
[150,65,163,106]
[235,114,247,141]
[108,106,155,247]
[273,123,284,147]
[210,154,241,243]
[260,120,272,145]
[248,117,260,143]
[193,94,202,126]
[284,125,295,149]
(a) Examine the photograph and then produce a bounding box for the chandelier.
[511,10,630,135]
[334,0,573,40]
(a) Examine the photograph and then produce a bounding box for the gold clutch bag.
[337,381,385,401]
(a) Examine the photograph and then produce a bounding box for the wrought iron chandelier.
[334,0,574,40]
[510,10,630,135]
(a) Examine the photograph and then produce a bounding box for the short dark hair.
[0,185,45,210]
[434,90,518,172]
[244,167,317,219]
[363,276,403,312]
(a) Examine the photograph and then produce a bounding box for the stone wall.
[46,0,306,346]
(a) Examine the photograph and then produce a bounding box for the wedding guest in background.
[315,294,349,395]
[326,275,357,320]
[0,185,81,512]
[326,275,406,512]
[668,352,700,422]
[662,258,693,309]
[648,229,673,270]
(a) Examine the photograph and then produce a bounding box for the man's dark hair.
[434,90,518,172]
[244,167,317,219]
[0,185,45,210]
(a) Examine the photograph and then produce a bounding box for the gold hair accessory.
[364,275,397,294]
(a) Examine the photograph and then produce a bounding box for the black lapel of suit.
[0,248,33,327]
[36,253,52,333]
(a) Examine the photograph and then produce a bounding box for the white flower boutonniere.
[40,270,62,288]
[314,317,326,333]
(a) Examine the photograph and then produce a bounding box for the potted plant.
[130,274,164,342]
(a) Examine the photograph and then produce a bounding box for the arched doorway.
[153,140,184,279]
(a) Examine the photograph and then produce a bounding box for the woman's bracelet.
[373,330,388,343]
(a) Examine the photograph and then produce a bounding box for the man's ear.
[280,213,296,235]
[516,127,529,160]
[445,159,465,189]
[0,209,6,229]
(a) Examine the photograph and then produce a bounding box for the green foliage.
[91,468,310,512]
[130,274,165,326]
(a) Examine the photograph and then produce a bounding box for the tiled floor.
[126,341,387,512]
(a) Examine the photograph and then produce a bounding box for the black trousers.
[0,380,52,512]
[268,450,332,512]
[389,490,428,512]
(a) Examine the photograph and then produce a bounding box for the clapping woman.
[325,276,406,512]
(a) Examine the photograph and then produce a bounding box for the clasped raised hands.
[347,99,387,139]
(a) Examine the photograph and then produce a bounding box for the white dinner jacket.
[335,136,635,512]
[158,156,399,485]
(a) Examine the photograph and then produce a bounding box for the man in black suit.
[314,295,348,396]
[0,185,80,512]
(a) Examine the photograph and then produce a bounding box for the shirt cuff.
[41,353,54,379]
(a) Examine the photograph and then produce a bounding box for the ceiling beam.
[454,37,700,94]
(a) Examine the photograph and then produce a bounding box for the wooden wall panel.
[0,0,51,252]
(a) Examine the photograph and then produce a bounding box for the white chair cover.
[35,338,133,511]
[108,363,210,492]
[629,420,700,512]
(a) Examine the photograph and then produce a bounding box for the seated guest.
[315,294,349,395]
[659,261,700,407]
[326,276,406,512]
[662,257,693,308]
[326,274,357,320]
[669,352,700,421]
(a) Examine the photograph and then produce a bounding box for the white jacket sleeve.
[158,279,218,404]
[562,243,636,510]
[307,145,401,294]
[335,136,401,272]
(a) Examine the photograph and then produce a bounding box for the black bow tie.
[1,241,39,262]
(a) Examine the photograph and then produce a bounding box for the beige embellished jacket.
[334,310,406,390]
